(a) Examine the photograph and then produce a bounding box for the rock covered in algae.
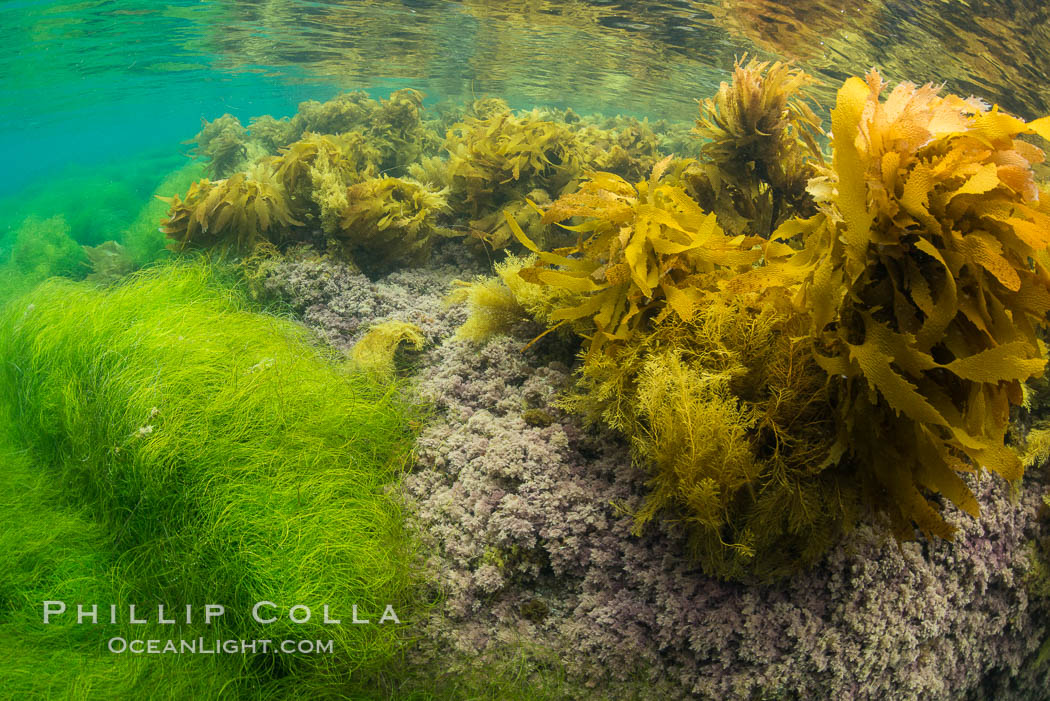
[402,331,1050,701]
[256,246,1050,699]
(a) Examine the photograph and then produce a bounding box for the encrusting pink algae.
[255,246,1050,700]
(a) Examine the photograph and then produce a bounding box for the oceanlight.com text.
[107,637,335,655]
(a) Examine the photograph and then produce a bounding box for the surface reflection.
[4,0,1050,124]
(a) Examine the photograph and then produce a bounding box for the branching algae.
[481,71,1050,580]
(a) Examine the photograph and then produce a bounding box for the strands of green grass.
[0,403,279,699]
[0,263,422,696]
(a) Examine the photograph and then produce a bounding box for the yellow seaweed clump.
[160,168,302,255]
[465,189,552,251]
[282,89,440,173]
[271,131,382,226]
[689,56,825,237]
[332,176,450,275]
[232,89,441,165]
[574,115,665,184]
[562,293,848,581]
[192,114,252,177]
[292,91,376,138]
[444,106,584,219]
[512,156,763,361]
[449,254,575,343]
[787,70,1050,540]
[369,88,443,170]
[164,128,448,268]
[350,320,425,376]
[246,114,299,154]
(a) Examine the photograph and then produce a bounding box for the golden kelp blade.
[799,68,1050,538]
[517,161,759,361]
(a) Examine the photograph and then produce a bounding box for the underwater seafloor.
[3,40,1050,701]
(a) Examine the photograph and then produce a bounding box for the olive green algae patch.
[0,264,423,696]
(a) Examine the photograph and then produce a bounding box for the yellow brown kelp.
[511,156,763,362]
[406,154,453,191]
[444,105,585,219]
[444,102,680,252]
[509,159,849,580]
[270,132,381,229]
[561,293,850,581]
[167,93,451,267]
[291,91,377,138]
[496,72,1050,580]
[160,166,302,255]
[450,254,578,343]
[192,114,253,178]
[331,176,450,275]
[689,56,825,238]
[246,114,299,154]
[277,89,441,173]
[222,89,443,175]
[573,113,665,184]
[767,70,1050,540]
[1016,373,1050,469]
[164,132,371,257]
[465,189,553,252]
[369,88,444,170]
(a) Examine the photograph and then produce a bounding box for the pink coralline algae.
[260,250,1050,700]
[402,333,1050,700]
[255,243,477,350]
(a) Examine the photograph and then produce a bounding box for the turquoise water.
[7,0,1050,202]
[2,2,328,195]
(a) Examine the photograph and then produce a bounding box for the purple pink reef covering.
[257,247,1050,700]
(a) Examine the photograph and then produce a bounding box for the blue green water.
[7,0,1050,205]
[2,3,328,194]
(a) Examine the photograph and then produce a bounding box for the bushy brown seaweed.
[192,114,251,178]
[270,131,381,227]
[444,105,585,218]
[560,293,849,580]
[689,56,825,237]
[160,167,302,255]
[474,71,1050,579]
[773,70,1050,540]
[574,115,665,184]
[331,176,450,275]
[265,89,441,172]
[509,156,763,362]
